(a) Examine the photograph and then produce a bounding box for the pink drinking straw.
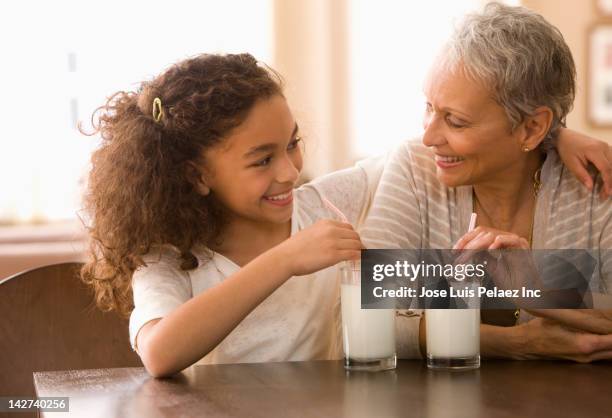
[322,197,349,224]
[321,197,359,282]
[468,212,477,233]
[454,212,478,251]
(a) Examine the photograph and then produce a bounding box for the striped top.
[361,139,612,358]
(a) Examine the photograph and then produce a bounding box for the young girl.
[81,53,611,377]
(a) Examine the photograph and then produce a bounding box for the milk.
[425,309,480,358]
[341,284,396,360]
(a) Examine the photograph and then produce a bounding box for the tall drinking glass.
[425,308,480,370]
[340,262,396,371]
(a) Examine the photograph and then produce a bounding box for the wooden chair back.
[0,262,142,410]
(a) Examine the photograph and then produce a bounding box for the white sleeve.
[129,249,193,351]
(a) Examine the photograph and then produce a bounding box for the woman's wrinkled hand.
[512,315,612,363]
[524,308,612,335]
[453,226,529,251]
[453,226,544,307]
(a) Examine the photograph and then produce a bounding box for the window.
[0,0,272,223]
[348,1,518,158]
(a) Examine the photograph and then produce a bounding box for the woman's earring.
[196,179,211,196]
[523,146,530,152]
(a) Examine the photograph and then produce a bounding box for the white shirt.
[129,158,385,365]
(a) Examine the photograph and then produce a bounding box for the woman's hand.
[453,227,541,291]
[510,316,612,363]
[453,226,529,250]
[453,226,543,306]
[277,219,363,277]
[524,309,612,335]
[557,128,612,199]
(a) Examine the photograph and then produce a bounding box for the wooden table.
[33,360,612,418]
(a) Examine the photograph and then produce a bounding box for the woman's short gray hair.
[444,2,576,143]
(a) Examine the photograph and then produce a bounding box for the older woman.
[361,2,612,362]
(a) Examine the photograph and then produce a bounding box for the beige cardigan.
[361,139,611,358]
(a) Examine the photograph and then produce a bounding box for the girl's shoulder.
[133,245,193,291]
[139,244,184,270]
[129,245,195,351]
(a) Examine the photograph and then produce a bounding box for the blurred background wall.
[1,0,609,278]
[523,0,612,143]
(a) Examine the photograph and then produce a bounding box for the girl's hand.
[557,128,612,199]
[511,316,612,363]
[277,219,363,277]
[453,226,529,251]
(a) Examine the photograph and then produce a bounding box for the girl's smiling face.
[200,94,303,226]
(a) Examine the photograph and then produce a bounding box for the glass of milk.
[425,308,480,370]
[340,262,397,371]
[425,212,481,370]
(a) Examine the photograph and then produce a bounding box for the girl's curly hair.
[80,53,283,316]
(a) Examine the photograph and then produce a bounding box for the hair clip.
[152,97,164,124]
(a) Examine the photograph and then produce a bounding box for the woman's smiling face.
[422,62,527,188]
